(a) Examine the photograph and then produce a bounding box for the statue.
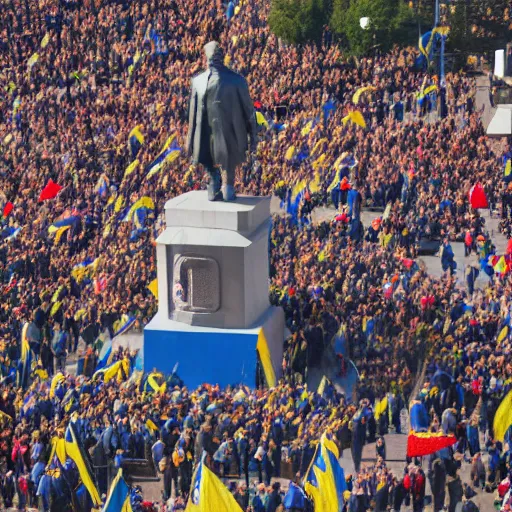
[186,41,258,202]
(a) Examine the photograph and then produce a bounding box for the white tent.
[486,104,512,137]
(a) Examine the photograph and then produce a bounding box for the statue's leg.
[222,166,236,202]
[205,166,222,201]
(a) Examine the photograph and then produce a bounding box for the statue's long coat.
[187,63,258,172]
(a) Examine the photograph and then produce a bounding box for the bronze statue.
[186,41,258,201]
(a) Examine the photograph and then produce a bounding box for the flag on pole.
[185,455,243,512]
[304,434,347,511]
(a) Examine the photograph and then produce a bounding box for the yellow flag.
[114,195,125,213]
[312,154,326,171]
[350,110,366,128]
[147,279,158,299]
[102,361,123,384]
[49,437,67,466]
[256,111,268,128]
[0,409,12,423]
[342,110,366,128]
[123,160,139,180]
[309,171,321,193]
[55,225,71,245]
[41,33,50,48]
[65,425,102,506]
[256,329,276,388]
[352,86,376,104]
[27,53,39,68]
[374,396,388,420]
[494,390,512,442]
[301,120,313,137]
[505,158,511,178]
[312,138,328,156]
[498,325,509,345]
[285,146,295,160]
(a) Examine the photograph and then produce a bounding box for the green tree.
[331,0,402,55]
[447,0,511,54]
[268,0,329,45]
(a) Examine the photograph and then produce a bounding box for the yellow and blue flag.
[64,423,102,507]
[48,215,80,233]
[71,257,100,283]
[104,469,132,512]
[123,159,140,182]
[113,314,136,337]
[128,125,145,159]
[145,371,167,395]
[304,435,347,512]
[50,372,65,399]
[301,119,316,137]
[504,155,512,182]
[146,134,181,179]
[95,174,110,198]
[124,196,155,223]
[17,323,32,389]
[93,358,130,384]
[185,455,243,512]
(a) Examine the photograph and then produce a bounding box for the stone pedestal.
[144,191,284,388]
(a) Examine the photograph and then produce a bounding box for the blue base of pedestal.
[143,307,284,389]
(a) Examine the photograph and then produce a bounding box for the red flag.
[94,277,107,295]
[468,183,488,209]
[3,202,14,218]
[407,431,457,458]
[39,179,62,202]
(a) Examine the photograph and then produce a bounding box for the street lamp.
[359,17,370,30]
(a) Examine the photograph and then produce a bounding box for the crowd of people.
[0,0,512,510]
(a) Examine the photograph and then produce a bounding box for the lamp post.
[360,17,376,56]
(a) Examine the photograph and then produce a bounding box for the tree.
[447,0,511,54]
[331,0,402,55]
[268,0,329,45]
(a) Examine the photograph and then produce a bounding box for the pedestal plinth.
[143,191,284,388]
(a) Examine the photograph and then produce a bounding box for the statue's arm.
[186,81,197,157]
[238,78,258,153]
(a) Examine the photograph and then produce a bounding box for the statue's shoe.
[207,179,222,201]
[222,185,236,202]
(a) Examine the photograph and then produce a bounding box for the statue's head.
[204,41,224,67]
